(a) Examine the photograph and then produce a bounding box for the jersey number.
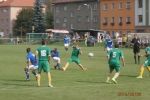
[112,52,117,58]
[41,50,46,56]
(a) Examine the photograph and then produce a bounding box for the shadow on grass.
[76,80,106,84]
[120,74,137,78]
[0,79,35,87]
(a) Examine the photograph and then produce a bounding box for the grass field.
[0,44,149,100]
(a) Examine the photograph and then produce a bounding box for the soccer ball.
[88,52,94,57]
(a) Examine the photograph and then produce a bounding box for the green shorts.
[109,63,120,72]
[143,60,150,67]
[67,57,80,64]
[38,61,50,73]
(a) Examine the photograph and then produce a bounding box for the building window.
[56,7,59,13]
[138,15,143,23]
[103,17,108,25]
[64,6,67,11]
[118,2,123,9]
[119,17,123,25]
[86,16,90,22]
[126,17,131,24]
[63,17,67,23]
[77,16,81,22]
[70,12,74,17]
[103,4,108,10]
[70,24,73,29]
[93,4,97,10]
[138,0,143,8]
[111,17,115,25]
[126,1,131,9]
[56,18,60,24]
[93,15,98,23]
[112,3,115,9]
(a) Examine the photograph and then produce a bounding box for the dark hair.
[26,48,31,53]
[41,39,46,45]
[114,43,119,48]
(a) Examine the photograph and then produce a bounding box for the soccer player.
[104,37,113,52]
[106,43,125,84]
[24,48,38,80]
[51,48,61,70]
[64,35,70,51]
[136,44,150,79]
[131,34,141,64]
[62,44,86,71]
[36,39,53,87]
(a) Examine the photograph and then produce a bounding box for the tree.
[13,8,34,36]
[33,0,46,33]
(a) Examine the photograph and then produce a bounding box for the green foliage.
[33,0,46,33]
[13,8,34,36]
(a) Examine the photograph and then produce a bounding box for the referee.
[131,34,141,64]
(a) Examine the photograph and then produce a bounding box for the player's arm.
[121,52,125,67]
[121,57,125,67]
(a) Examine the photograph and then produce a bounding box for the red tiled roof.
[0,0,35,7]
[52,0,86,4]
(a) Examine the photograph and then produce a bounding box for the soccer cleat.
[48,84,53,87]
[111,78,117,84]
[136,76,143,79]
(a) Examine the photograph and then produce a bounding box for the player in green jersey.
[137,44,150,79]
[62,44,86,71]
[106,43,125,84]
[36,39,53,87]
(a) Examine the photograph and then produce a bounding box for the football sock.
[113,72,120,79]
[48,73,52,85]
[37,74,41,86]
[139,67,144,77]
[134,55,137,64]
[24,68,29,80]
[138,56,140,64]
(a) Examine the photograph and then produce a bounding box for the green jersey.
[71,48,80,58]
[36,45,51,61]
[108,48,124,65]
[145,47,150,60]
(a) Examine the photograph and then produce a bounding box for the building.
[52,0,100,31]
[0,0,34,37]
[100,0,135,36]
[135,0,150,33]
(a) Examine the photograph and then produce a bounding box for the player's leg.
[106,65,114,83]
[136,61,148,78]
[137,51,141,64]
[134,51,137,64]
[112,66,120,84]
[37,62,42,86]
[62,62,69,71]
[24,67,30,80]
[62,58,72,71]
[75,59,87,71]
[44,62,53,87]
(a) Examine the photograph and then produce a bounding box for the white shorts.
[53,57,60,63]
[64,43,69,47]
[27,65,38,70]
[107,47,112,52]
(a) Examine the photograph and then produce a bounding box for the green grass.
[0,44,149,100]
